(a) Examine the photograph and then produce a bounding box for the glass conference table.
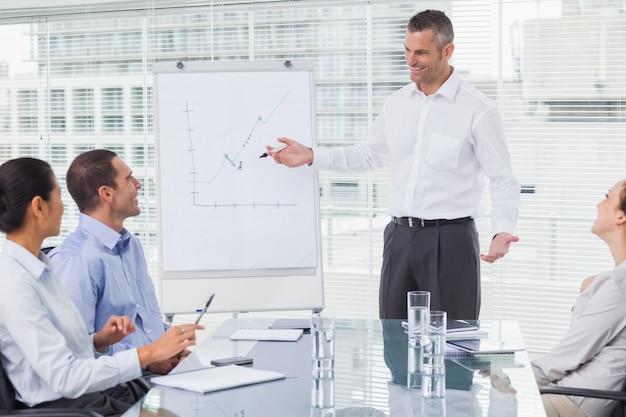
[123,318,546,417]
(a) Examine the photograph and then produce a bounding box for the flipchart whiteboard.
[153,60,323,315]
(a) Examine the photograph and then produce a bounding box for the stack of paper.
[151,365,285,393]
[446,328,489,341]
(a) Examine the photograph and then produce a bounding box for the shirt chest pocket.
[426,133,463,170]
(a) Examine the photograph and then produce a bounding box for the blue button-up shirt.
[49,213,167,355]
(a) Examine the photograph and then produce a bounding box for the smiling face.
[108,156,142,220]
[404,28,454,96]
[591,180,626,238]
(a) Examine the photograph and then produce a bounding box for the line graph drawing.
[183,91,297,209]
[155,67,318,272]
[187,90,291,185]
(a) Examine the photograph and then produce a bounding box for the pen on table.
[195,293,215,324]
[259,143,288,158]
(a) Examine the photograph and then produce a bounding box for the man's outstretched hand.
[480,232,519,263]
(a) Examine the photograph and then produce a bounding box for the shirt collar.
[78,212,130,251]
[3,239,51,281]
[408,66,460,101]
[436,67,460,101]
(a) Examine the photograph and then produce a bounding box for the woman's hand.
[137,324,204,368]
[93,315,136,352]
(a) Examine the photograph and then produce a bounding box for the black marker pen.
[259,143,287,158]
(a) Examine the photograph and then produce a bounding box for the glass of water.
[311,312,335,372]
[423,310,447,367]
[311,368,335,409]
[407,291,430,341]
[422,310,447,399]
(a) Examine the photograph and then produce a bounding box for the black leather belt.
[391,216,473,228]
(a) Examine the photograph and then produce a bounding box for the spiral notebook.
[229,327,303,342]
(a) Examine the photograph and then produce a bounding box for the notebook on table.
[446,338,525,354]
[401,319,488,340]
[446,320,479,333]
[229,327,303,342]
[151,364,285,393]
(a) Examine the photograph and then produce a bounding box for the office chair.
[39,247,55,255]
[539,379,626,417]
[0,357,103,417]
[0,352,149,417]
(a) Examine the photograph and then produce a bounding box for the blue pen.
[195,293,215,324]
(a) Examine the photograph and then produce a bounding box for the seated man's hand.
[146,357,179,375]
[146,349,192,374]
[138,324,204,371]
[93,315,135,352]
[176,349,191,362]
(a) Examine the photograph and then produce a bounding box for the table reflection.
[382,320,519,417]
[122,319,541,417]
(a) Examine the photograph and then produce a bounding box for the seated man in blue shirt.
[49,148,187,375]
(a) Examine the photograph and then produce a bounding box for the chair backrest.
[0,357,19,410]
[40,246,55,255]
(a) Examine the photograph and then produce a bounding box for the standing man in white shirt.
[266,9,520,320]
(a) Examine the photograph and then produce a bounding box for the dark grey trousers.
[379,219,481,320]
[32,380,147,417]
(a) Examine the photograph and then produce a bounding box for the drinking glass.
[407,291,430,341]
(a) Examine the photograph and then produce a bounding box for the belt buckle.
[407,218,424,228]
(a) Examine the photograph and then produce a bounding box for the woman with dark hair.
[0,158,202,416]
[533,179,626,417]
